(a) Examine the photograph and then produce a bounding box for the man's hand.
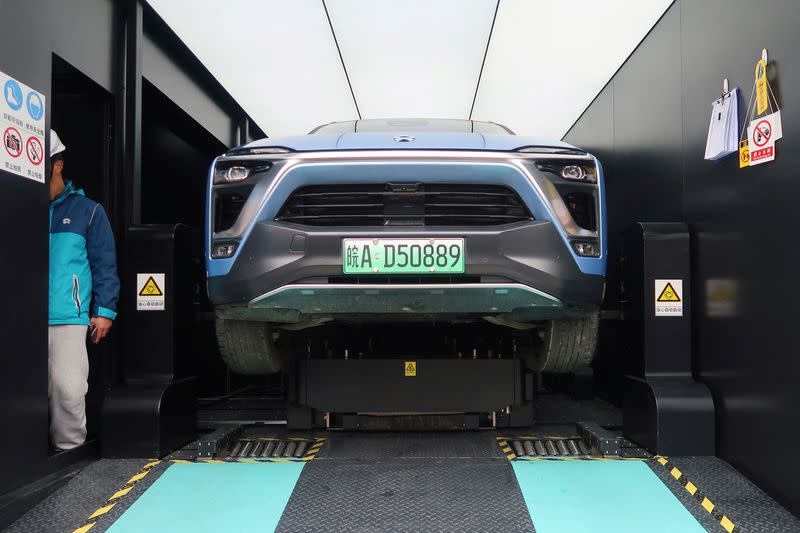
[90,316,113,343]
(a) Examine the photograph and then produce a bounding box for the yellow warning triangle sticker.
[139,276,163,296]
[657,282,681,302]
[406,362,416,372]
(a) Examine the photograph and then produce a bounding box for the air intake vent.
[276,184,532,226]
[214,188,252,232]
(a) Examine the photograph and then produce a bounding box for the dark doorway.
[50,54,115,448]
[140,80,238,398]
[51,55,114,211]
[141,78,226,229]
[139,81,281,406]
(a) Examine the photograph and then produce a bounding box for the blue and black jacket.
[49,180,119,325]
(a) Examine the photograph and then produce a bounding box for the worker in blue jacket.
[48,130,119,451]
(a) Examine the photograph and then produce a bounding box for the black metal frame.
[287,357,535,430]
[102,225,199,458]
[621,223,715,455]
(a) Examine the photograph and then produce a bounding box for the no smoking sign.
[26,136,43,165]
[748,116,776,165]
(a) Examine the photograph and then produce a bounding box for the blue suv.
[206,119,605,375]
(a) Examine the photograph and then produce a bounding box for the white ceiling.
[147,0,672,140]
[325,0,497,120]
[471,0,673,138]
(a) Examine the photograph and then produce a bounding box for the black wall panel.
[0,0,119,496]
[142,24,238,147]
[0,0,257,506]
[565,0,800,515]
[680,0,800,515]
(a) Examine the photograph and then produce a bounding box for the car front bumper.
[208,218,604,321]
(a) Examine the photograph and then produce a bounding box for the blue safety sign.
[26,91,43,121]
[4,79,23,111]
[1,69,46,183]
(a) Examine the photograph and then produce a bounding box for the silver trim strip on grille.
[248,282,563,315]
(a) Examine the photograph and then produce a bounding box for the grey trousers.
[48,325,89,449]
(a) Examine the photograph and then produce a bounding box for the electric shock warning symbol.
[136,273,165,311]
[404,361,417,377]
[655,279,683,317]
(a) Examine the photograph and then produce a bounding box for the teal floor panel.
[512,460,707,533]
[106,462,305,533]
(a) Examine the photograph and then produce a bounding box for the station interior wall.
[0,0,257,507]
[564,0,800,516]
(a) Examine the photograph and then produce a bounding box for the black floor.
[6,395,800,533]
[279,458,534,533]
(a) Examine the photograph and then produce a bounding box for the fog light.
[211,242,237,258]
[561,165,585,180]
[573,242,600,257]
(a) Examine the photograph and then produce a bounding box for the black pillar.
[124,0,142,226]
[102,225,196,457]
[622,222,715,455]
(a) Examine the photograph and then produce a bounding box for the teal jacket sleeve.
[86,204,120,319]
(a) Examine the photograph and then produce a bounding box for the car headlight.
[213,160,272,184]
[535,160,597,183]
[524,158,601,255]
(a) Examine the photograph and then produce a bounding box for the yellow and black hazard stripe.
[72,460,162,533]
[496,437,517,461]
[495,436,647,462]
[654,456,735,533]
[302,437,326,461]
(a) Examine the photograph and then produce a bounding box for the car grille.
[327,275,482,284]
[275,183,533,226]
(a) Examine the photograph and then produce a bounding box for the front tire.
[215,318,282,375]
[519,312,599,373]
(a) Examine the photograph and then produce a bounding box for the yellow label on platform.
[739,140,750,168]
[404,361,417,377]
[755,59,768,114]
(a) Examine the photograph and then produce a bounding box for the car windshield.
[311,119,514,135]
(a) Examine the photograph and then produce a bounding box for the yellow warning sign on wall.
[655,279,683,317]
[136,273,165,311]
[739,140,750,168]
[657,282,681,302]
[404,361,417,377]
[138,276,163,296]
[755,59,769,115]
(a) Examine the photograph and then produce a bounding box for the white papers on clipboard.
[704,86,739,161]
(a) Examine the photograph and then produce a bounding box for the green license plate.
[343,238,465,274]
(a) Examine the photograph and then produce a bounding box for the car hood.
[236,132,580,153]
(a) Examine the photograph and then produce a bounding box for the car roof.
[310,118,515,135]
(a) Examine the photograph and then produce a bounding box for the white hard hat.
[50,129,66,157]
